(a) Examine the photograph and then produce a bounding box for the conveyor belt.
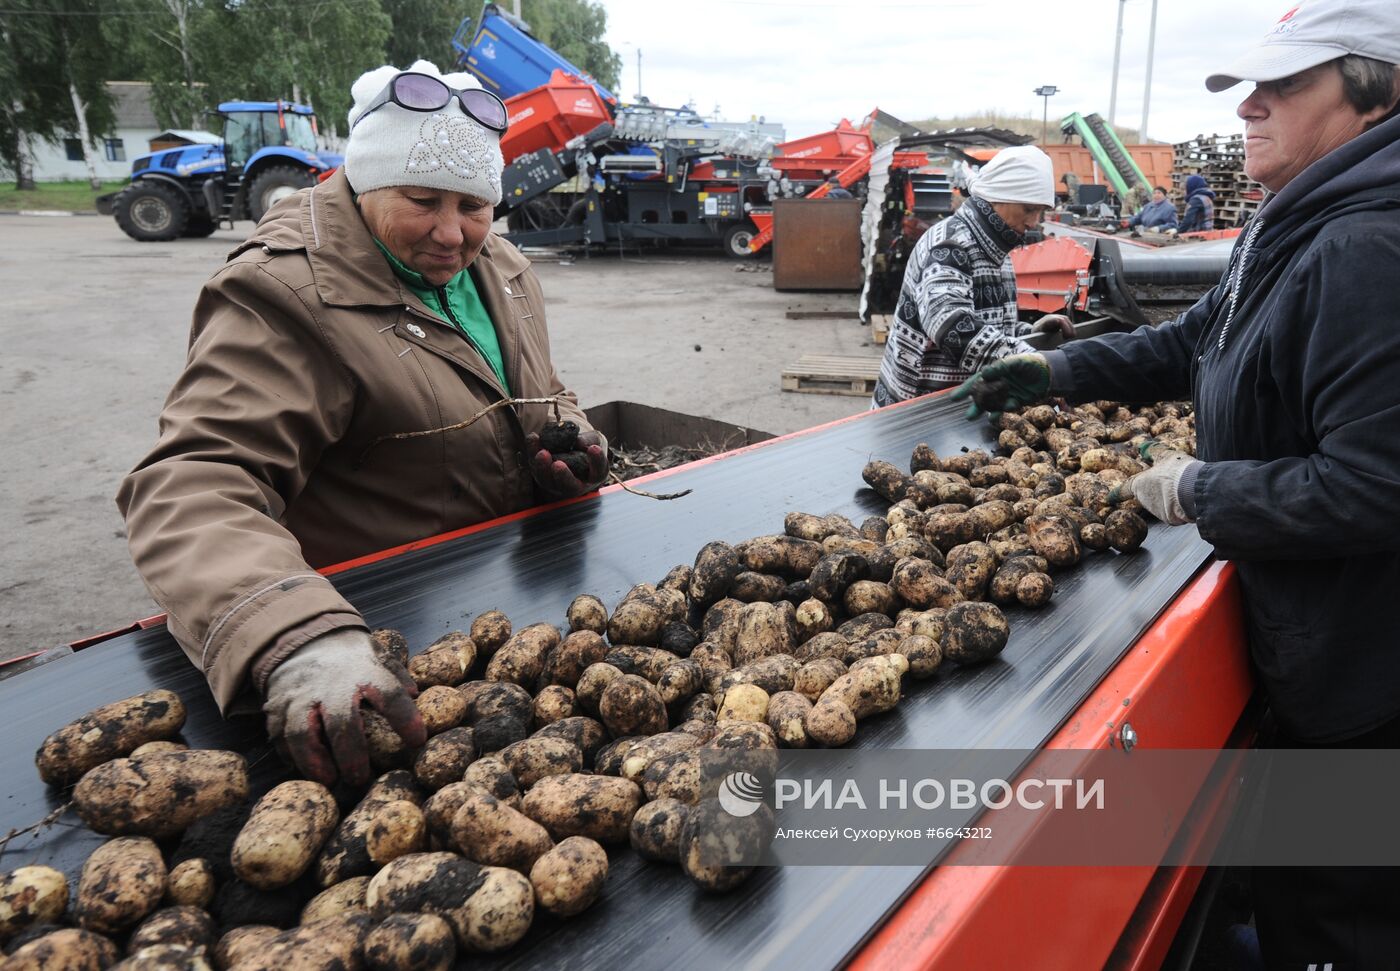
[0,392,1212,970]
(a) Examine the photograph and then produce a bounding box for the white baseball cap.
[1206,0,1400,93]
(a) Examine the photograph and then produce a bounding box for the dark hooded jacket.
[1047,113,1400,742]
[1179,173,1217,233]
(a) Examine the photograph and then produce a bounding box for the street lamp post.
[1034,85,1059,145]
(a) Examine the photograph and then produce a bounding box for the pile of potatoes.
[3,399,1194,968]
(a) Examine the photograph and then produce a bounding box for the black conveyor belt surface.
[0,393,1212,970]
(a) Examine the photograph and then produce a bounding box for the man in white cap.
[118,60,607,787]
[872,145,1071,406]
[953,2,1400,966]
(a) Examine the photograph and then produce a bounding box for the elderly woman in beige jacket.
[119,60,606,787]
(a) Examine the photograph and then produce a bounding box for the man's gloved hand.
[1107,443,1201,525]
[263,629,425,788]
[526,429,608,498]
[949,353,1051,421]
[1032,314,1075,340]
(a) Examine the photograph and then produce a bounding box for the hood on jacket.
[1185,174,1215,198]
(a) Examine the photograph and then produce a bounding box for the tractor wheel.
[113,181,189,242]
[722,221,760,260]
[182,214,218,238]
[246,166,314,223]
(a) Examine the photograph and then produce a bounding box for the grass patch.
[0,179,127,212]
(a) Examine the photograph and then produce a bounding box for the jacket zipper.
[432,285,494,377]
[1216,215,1265,353]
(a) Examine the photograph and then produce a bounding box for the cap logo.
[1269,5,1301,36]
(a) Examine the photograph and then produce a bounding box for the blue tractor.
[103,101,342,241]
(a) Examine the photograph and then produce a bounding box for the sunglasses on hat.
[353,71,508,133]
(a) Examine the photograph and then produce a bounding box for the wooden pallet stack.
[1172,133,1265,228]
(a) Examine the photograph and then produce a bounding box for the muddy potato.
[408,647,464,690]
[689,542,741,605]
[793,631,846,664]
[365,853,480,924]
[923,511,976,552]
[0,867,69,943]
[836,613,894,642]
[528,837,607,918]
[1079,521,1111,551]
[728,571,786,603]
[842,580,896,617]
[485,623,562,688]
[719,655,799,697]
[739,535,823,579]
[619,733,701,782]
[362,914,455,971]
[898,634,944,679]
[460,757,521,807]
[890,557,962,610]
[1106,509,1149,552]
[300,877,371,924]
[656,621,699,657]
[231,913,373,971]
[678,693,717,723]
[574,663,625,716]
[716,684,769,723]
[732,602,794,666]
[453,867,534,953]
[126,906,215,954]
[861,460,911,503]
[361,711,414,770]
[450,792,553,872]
[539,630,609,689]
[705,721,779,753]
[679,800,767,893]
[1025,514,1082,568]
[312,771,421,889]
[128,741,187,758]
[2,929,120,971]
[700,598,743,652]
[114,943,213,971]
[426,631,478,680]
[423,785,481,850]
[470,611,513,657]
[564,596,608,636]
[840,630,903,665]
[214,926,280,970]
[988,557,1036,605]
[656,564,693,593]
[365,800,427,866]
[497,737,583,790]
[35,690,187,787]
[75,837,166,935]
[413,686,467,737]
[657,660,704,711]
[942,602,1011,665]
[231,780,339,891]
[630,799,690,863]
[591,737,641,777]
[370,629,410,669]
[411,727,476,792]
[1016,572,1055,608]
[945,543,998,601]
[765,692,812,748]
[603,645,677,683]
[607,593,672,647]
[531,716,610,769]
[792,657,848,702]
[161,860,213,911]
[820,657,902,720]
[967,500,1016,538]
[794,598,834,642]
[598,675,668,738]
[808,552,869,604]
[522,774,643,844]
[896,608,946,642]
[74,751,248,839]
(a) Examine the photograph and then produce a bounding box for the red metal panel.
[850,560,1254,971]
[1011,236,1093,313]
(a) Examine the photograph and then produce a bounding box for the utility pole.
[1140,0,1159,142]
[636,48,642,100]
[1034,86,1059,144]
[1108,0,1126,126]
[512,0,521,17]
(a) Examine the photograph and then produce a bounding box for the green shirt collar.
[373,237,448,290]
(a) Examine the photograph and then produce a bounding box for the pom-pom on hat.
[343,59,503,205]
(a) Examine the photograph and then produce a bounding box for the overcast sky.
[599,0,1284,145]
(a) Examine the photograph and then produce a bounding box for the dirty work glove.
[949,353,1051,421]
[264,629,425,788]
[1032,314,1075,340]
[526,429,608,498]
[1108,443,1202,525]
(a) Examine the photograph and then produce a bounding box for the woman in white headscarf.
[872,145,1072,406]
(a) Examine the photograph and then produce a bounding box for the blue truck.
[451,2,616,104]
[100,101,341,241]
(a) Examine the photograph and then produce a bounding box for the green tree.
[55,0,119,188]
[380,0,459,71]
[102,0,216,130]
[520,0,621,90]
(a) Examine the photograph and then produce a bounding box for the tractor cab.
[103,100,342,242]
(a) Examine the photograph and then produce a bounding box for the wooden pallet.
[871,314,891,345]
[781,354,882,396]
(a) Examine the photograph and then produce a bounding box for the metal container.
[772,197,864,291]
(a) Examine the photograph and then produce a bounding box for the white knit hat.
[343,60,503,205]
[969,146,1055,207]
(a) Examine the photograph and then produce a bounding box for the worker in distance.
[871,145,1075,407]
[953,0,1400,964]
[118,60,607,788]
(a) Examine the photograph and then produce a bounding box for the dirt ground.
[0,213,878,660]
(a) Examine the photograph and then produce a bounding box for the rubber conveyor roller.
[0,392,1212,970]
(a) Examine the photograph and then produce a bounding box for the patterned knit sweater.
[873,196,1034,405]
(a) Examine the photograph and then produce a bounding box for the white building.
[30,81,164,183]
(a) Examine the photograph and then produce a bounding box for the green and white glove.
[949,353,1051,421]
